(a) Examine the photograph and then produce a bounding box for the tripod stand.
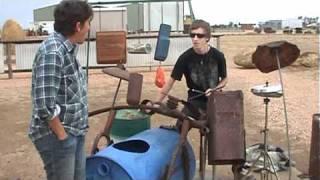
[247,87,280,180]
[249,81,283,180]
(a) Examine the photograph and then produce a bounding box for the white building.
[282,19,303,29]
[33,5,127,37]
[33,21,55,34]
[33,1,185,36]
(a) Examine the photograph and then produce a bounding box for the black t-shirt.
[171,47,227,100]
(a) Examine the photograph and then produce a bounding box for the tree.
[228,22,234,28]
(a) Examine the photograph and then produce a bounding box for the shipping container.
[126,2,184,32]
[90,7,127,37]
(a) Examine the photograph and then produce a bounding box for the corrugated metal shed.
[143,2,183,31]
[33,4,55,22]
[13,36,218,71]
[126,3,144,32]
[262,20,282,30]
[90,8,127,37]
[126,2,183,32]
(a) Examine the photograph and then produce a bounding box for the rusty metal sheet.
[309,114,320,179]
[252,41,300,73]
[127,73,143,105]
[96,31,127,64]
[207,90,245,165]
[102,67,130,80]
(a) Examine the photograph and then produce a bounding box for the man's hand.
[205,85,225,96]
[49,116,68,141]
[56,130,68,141]
[205,88,214,97]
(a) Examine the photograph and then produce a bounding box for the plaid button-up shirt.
[29,32,88,142]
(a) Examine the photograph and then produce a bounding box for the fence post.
[5,43,13,79]
[0,43,3,73]
[212,34,224,50]
[309,114,320,179]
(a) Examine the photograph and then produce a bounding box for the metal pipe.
[187,0,195,20]
[275,49,292,180]
[318,34,320,113]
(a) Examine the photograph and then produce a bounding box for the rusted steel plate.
[102,67,130,80]
[207,90,245,165]
[96,31,127,64]
[309,114,320,179]
[252,41,300,73]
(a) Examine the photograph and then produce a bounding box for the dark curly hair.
[189,19,211,41]
[54,0,93,36]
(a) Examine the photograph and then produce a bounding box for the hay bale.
[296,52,318,67]
[291,54,305,66]
[1,19,25,41]
[233,48,256,68]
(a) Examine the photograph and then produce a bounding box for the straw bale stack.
[233,47,256,68]
[1,19,25,42]
[1,19,25,57]
[297,52,318,67]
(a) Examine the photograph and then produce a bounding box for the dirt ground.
[0,34,318,179]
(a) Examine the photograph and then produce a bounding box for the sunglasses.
[190,33,206,38]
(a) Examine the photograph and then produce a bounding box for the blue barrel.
[86,128,196,180]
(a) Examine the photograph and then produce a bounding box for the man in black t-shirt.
[156,19,227,119]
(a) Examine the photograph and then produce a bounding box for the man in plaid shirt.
[28,1,93,179]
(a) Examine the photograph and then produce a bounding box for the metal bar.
[203,135,210,180]
[263,97,269,174]
[187,0,195,20]
[11,36,221,70]
[176,1,179,31]
[88,103,208,129]
[89,0,186,6]
[165,120,190,180]
[148,3,151,31]
[112,79,122,107]
[86,28,91,83]
[319,34,320,113]
[275,49,292,180]
[216,37,220,50]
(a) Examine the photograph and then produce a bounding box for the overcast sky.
[0,0,319,28]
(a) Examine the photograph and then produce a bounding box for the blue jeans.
[33,133,86,180]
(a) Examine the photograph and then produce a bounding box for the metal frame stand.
[275,49,292,180]
[248,45,293,180]
[246,94,279,180]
